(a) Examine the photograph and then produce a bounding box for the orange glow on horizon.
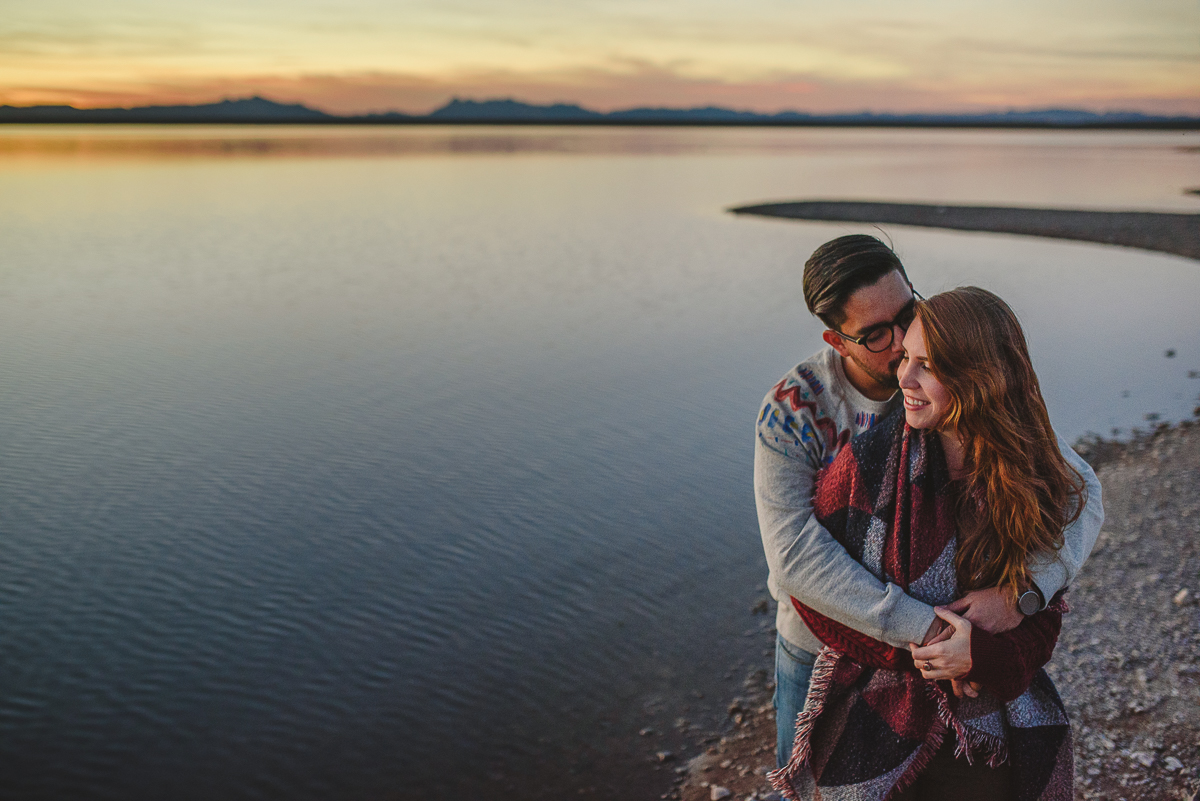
[3,1,1198,116]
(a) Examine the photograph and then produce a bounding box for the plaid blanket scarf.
[769,410,1073,801]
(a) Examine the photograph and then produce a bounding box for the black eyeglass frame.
[832,288,925,353]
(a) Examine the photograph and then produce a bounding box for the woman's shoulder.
[845,405,907,460]
[817,407,906,505]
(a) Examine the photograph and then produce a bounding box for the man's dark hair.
[803,234,908,328]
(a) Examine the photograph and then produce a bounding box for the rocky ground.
[668,421,1200,801]
[1059,422,1200,800]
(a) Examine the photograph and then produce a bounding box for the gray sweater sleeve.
[754,436,937,649]
[1026,433,1105,607]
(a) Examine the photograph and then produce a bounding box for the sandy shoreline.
[667,422,1200,801]
[729,201,1200,262]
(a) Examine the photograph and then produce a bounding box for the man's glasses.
[833,289,924,353]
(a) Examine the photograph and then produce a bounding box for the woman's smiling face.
[897,317,952,430]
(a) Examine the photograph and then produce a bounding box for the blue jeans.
[773,634,817,769]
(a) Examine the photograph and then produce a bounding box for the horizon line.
[5,94,1200,120]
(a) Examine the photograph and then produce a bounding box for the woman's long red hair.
[916,287,1086,600]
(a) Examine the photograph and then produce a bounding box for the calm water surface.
[0,126,1197,800]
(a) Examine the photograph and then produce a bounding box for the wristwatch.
[1018,588,1044,616]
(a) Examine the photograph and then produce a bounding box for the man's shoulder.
[756,348,852,465]
[758,347,844,412]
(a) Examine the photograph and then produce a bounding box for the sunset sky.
[3,0,1198,115]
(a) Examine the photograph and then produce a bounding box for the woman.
[770,287,1086,801]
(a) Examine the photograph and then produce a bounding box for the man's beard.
[850,352,902,391]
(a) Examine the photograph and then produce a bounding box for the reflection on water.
[0,124,874,159]
[0,126,1197,800]
[2,124,1200,171]
[0,125,714,158]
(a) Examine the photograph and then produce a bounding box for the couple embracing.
[755,235,1104,800]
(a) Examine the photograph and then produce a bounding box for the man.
[755,234,1104,766]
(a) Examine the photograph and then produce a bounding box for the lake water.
[0,125,1197,801]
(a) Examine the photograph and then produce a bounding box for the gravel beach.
[728,201,1200,262]
[669,422,1200,801]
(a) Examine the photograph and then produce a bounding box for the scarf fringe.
[770,661,1012,801]
[882,718,947,801]
[929,681,1010,769]
[767,649,841,801]
[881,679,1009,799]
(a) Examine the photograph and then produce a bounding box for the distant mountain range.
[0,97,329,123]
[2,96,1197,127]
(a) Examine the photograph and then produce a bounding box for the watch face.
[1019,591,1040,616]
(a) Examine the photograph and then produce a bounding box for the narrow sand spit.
[729,201,1200,262]
[670,423,1200,801]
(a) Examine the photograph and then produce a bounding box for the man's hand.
[919,616,948,647]
[950,679,982,698]
[945,587,1023,634]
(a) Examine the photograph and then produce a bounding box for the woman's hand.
[909,607,973,684]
